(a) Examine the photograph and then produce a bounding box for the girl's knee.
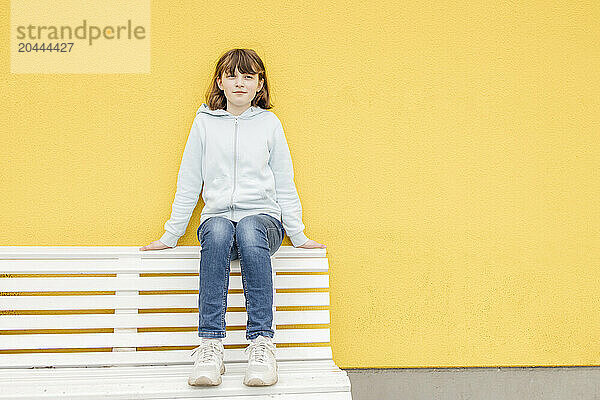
[235,215,273,247]
[199,217,235,242]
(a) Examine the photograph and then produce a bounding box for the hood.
[196,103,269,119]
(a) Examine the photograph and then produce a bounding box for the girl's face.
[217,67,263,109]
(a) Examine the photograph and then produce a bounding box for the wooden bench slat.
[0,247,329,274]
[0,329,331,351]
[172,393,351,400]
[0,258,329,273]
[0,246,327,259]
[0,310,330,330]
[0,348,336,369]
[0,360,341,377]
[173,394,350,400]
[1,274,330,292]
[134,257,330,274]
[0,292,330,310]
[0,363,350,400]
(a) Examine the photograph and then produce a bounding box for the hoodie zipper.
[230,117,239,219]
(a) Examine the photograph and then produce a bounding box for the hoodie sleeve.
[268,119,309,247]
[159,118,204,248]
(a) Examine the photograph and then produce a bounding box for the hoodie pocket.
[236,178,267,206]
[251,179,268,200]
[203,177,228,207]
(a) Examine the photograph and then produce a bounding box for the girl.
[139,49,326,387]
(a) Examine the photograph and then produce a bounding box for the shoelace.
[244,340,276,363]
[190,342,222,364]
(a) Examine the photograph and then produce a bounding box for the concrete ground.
[344,367,600,400]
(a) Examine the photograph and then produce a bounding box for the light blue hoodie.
[159,103,309,248]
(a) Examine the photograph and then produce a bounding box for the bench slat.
[163,393,351,400]
[0,254,328,275]
[172,393,351,400]
[0,310,330,330]
[1,274,330,291]
[0,362,350,400]
[0,329,331,351]
[0,360,341,377]
[0,246,327,259]
[0,292,330,310]
[0,348,336,369]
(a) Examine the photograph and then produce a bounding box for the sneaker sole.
[188,362,225,386]
[243,365,278,386]
[243,375,278,386]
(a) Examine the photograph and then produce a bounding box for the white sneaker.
[243,335,278,386]
[188,338,225,386]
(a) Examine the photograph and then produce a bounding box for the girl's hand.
[139,240,172,251]
[297,239,327,249]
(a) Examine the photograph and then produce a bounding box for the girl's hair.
[205,49,273,110]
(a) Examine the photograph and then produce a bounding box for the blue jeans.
[196,213,284,340]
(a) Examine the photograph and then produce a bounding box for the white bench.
[0,246,352,399]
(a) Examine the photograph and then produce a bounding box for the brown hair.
[205,49,273,110]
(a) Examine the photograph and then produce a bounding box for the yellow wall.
[2,1,599,368]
